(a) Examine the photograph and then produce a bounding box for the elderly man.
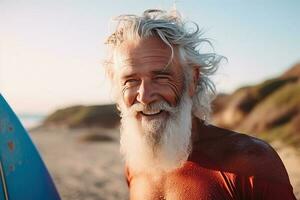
[104,9,296,200]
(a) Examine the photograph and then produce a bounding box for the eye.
[154,75,169,81]
[124,79,139,86]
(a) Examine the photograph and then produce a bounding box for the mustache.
[122,101,176,117]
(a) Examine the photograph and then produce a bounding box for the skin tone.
[112,36,293,200]
[114,36,198,127]
[117,37,184,107]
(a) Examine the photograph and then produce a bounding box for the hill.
[43,104,120,128]
[212,62,300,147]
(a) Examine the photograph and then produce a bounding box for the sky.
[0,0,299,114]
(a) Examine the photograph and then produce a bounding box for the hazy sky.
[1,0,299,114]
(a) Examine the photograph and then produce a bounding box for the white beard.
[119,91,193,174]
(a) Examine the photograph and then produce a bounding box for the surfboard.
[0,94,61,200]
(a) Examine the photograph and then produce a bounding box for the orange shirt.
[126,161,296,200]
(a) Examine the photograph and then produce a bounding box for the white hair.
[105,9,225,121]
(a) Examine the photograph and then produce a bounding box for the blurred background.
[1,0,300,199]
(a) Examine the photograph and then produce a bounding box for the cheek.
[122,87,137,106]
[156,81,183,106]
[161,75,184,104]
[113,76,136,106]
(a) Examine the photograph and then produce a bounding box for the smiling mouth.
[140,110,163,116]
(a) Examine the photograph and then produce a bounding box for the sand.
[273,141,300,199]
[29,127,128,200]
[29,127,300,200]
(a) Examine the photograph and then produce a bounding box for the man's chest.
[128,170,228,200]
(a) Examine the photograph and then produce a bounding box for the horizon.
[1,0,300,115]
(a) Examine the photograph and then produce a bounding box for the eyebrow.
[151,69,172,76]
[120,67,172,81]
[121,73,137,80]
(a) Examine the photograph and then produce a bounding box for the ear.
[188,66,200,97]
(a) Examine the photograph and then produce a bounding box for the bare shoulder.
[194,124,291,184]
[218,127,290,183]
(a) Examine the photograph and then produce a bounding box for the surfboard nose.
[0,94,61,200]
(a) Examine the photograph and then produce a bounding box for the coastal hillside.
[43,104,120,128]
[212,62,300,148]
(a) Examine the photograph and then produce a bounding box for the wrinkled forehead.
[113,37,177,70]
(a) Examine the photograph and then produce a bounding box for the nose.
[136,80,158,105]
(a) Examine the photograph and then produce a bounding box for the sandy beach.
[29,127,300,200]
[29,127,128,200]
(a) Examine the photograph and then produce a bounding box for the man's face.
[113,37,194,173]
[115,37,185,130]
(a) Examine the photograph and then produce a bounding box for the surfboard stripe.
[0,161,8,200]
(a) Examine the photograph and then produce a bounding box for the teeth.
[142,110,161,115]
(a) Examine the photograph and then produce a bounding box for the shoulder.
[193,124,291,184]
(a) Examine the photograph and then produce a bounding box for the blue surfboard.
[0,94,61,200]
